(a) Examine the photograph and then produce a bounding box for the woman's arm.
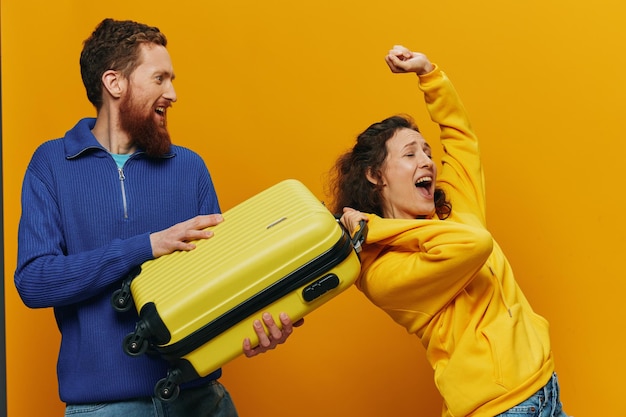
[419,67,487,226]
[358,214,493,332]
[385,45,487,226]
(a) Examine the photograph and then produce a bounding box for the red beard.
[119,91,172,157]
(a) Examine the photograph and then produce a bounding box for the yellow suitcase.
[111,179,365,401]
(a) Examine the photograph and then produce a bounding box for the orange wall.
[3,1,626,416]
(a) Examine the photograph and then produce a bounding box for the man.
[14,18,300,416]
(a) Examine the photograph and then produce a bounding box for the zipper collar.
[63,117,175,160]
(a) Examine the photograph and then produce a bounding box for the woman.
[331,45,569,417]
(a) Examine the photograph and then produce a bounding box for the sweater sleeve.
[358,215,493,334]
[418,66,487,227]
[14,160,154,309]
[195,155,221,215]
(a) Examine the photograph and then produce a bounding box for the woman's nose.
[418,153,433,168]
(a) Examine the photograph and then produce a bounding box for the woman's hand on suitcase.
[340,207,369,237]
[149,214,224,258]
[242,312,304,357]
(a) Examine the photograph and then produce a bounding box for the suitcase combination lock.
[302,274,340,302]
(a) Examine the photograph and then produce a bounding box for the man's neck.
[91,109,136,155]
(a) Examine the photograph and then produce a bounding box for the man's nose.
[164,83,177,102]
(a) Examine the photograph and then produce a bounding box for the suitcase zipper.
[156,230,354,360]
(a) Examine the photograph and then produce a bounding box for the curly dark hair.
[329,114,451,219]
[80,18,167,109]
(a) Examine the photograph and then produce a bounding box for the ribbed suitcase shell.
[126,179,361,399]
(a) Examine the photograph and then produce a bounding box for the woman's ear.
[101,70,125,99]
[366,168,380,186]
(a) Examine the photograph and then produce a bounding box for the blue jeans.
[64,380,238,417]
[496,373,569,417]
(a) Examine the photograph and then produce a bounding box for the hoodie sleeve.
[358,215,493,334]
[418,66,487,227]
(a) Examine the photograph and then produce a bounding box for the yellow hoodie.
[357,66,554,416]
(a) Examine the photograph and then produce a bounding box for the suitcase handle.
[335,215,368,255]
[350,220,368,254]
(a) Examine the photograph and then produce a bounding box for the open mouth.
[415,176,433,196]
[155,106,167,127]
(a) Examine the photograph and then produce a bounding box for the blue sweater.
[14,118,223,403]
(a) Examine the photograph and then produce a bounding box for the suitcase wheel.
[111,287,134,313]
[154,377,180,402]
[122,332,149,356]
[111,266,141,313]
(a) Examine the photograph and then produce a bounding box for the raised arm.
[387,45,487,226]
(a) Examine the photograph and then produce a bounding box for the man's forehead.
[135,43,174,74]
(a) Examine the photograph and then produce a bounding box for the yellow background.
[2,1,625,416]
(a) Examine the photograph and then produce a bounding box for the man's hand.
[242,312,304,357]
[149,214,224,258]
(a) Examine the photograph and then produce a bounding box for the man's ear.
[102,70,125,99]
